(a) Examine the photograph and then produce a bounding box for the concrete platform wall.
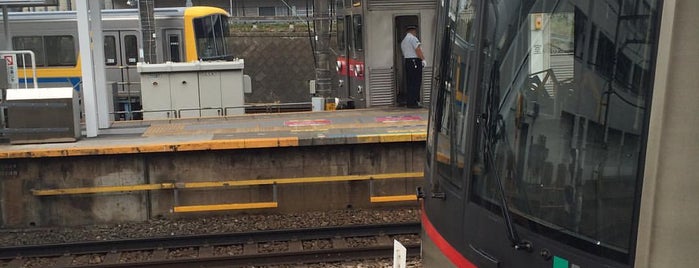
[0,142,423,227]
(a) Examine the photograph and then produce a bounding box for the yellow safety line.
[32,183,176,196]
[31,172,424,196]
[370,195,418,203]
[172,202,278,213]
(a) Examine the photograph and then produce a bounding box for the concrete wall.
[0,142,423,227]
[229,32,339,104]
[231,32,314,103]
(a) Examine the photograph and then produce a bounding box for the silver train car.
[333,0,436,108]
[421,0,698,267]
[0,6,231,120]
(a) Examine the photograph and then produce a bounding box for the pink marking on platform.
[375,115,423,123]
[284,119,332,127]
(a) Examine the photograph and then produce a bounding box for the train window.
[346,15,353,50]
[469,0,659,261]
[352,15,362,51]
[431,0,479,188]
[45,36,76,66]
[335,0,344,9]
[432,69,454,187]
[259,7,275,16]
[337,17,346,51]
[168,35,181,63]
[194,14,231,60]
[452,0,478,187]
[104,36,117,66]
[12,36,45,67]
[123,35,138,66]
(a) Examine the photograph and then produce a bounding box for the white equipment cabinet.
[137,60,246,120]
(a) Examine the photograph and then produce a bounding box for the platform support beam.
[77,0,109,137]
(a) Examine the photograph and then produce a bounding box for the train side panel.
[420,0,688,267]
[635,0,699,267]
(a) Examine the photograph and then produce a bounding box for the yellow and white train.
[0,6,231,119]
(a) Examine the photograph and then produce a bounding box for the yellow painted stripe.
[278,136,299,147]
[244,138,280,148]
[370,195,418,203]
[173,202,278,213]
[0,137,302,159]
[32,183,175,196]
[379,133,413,143]
[355,135,381,143]
[411,132,427,141]
[32,172,424,195]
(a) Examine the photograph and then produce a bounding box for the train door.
[336,15,352,101]
[394,15,419,106]
[348,14,365,108]
[103,30,141,120]
[163,29,183,63]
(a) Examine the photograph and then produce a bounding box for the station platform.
[0,107,428,159]
[0,107,427,227]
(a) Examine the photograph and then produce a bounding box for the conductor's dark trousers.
[404,57,423,107]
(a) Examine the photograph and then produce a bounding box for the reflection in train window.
[259,7,275,16]
[12,36,45,67]
[469,0,658,260]
[45,36,76,66]
[346,15,353,51]
[353,15,363,51]
[452,0,478,188]
[124,35,138,66]
[337,17,346,51]
[104,36,117,66]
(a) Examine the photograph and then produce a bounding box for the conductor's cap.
[406,25,418,30]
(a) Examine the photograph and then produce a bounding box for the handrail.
[0,50,38,89]
[31,172,424,196]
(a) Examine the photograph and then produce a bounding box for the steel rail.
[0,222,420,260]
[82,243,421,268]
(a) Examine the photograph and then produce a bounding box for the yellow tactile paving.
[142,123,186,136]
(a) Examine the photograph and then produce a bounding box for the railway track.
[0,222,420,267]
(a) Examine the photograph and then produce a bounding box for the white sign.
[393,239,407,268]
[1,54,19,88]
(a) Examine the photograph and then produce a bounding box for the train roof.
[0,6,228,22]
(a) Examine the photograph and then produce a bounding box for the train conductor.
[400,25,426,108]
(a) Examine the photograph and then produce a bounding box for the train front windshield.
[193,14,231,60]
[430,0,659,263]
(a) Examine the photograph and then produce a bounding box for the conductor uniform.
[400,25,426,108]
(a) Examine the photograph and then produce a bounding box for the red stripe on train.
[421,203,477,268]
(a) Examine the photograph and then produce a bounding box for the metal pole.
[77,0,99,137]
[3,6,9,51]
[0,6,7,130]
[313,0,332,98]
[90,0,110,128]
[138,0,156,63]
